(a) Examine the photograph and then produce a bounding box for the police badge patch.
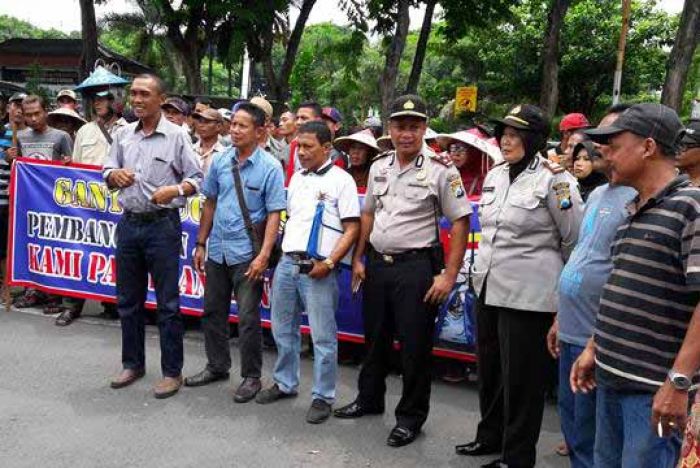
[450,179,465,198]
[553,182,572,210]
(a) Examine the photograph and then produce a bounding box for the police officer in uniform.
[456,104,583,468]
[334,95,471,447]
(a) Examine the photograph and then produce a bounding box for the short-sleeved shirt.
[595,175,700,392]
[72,119,127,166]
[282,159,360,253]
[102,115,203,213]
[558,183,637,346]
[17,126,72,161]
[471,156,583,313]
[202,146,286,265]
[364,148,470,254]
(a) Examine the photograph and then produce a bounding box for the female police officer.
[456,104,583,468]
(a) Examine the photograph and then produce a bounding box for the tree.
[661,0,700,111]
[79,0,99,81]
[539,0,574,117]
[405,0,436,94]
[379,0,411,121]
[0,14,75,41]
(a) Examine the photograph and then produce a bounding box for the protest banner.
[8,159,479,361]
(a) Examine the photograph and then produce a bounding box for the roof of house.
[0,38,153,74]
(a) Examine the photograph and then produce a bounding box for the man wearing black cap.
[161,97,190,127]
[571,104,700,467]
[334,94,470,447]
[676,120,700,185]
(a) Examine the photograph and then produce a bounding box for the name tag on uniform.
[374,176,387,182]
[408,182,428,187]
[482,186,495,193]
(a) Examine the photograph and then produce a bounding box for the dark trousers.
[202,259,263,378]
[357,253,437,431]
[116,210,183,378]
[475,289,553,468]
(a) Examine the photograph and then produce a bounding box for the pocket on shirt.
[148,156,174,186]
[244,185,264,212]
[405,185,431,200]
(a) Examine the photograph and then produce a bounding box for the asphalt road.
[0,305,569,468]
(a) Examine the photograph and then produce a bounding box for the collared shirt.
[103,115,203,213]
[282,159,360,253]
[202,146,286,265]
[472,156,583,313]
[193,139,225,175]
[72,118,128,166]
[364,148,471,254]
[558,183,637,347]
[595,175,700,392]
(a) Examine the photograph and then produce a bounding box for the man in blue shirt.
[185,102,286,403]
[547,104,636,467]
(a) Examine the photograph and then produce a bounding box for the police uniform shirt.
[282,159,361,253]
[364,147,471,254]
[472,155,583,313]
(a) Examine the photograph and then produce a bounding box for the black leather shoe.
[184,369,229,387]
[455,440,500,456]
[233,377,261,403]
[386,426,419,447]
[255,384,297,404]
[333,401,384,419]
[481,459,505,468]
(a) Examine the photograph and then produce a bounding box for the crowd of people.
[2,71,700,468]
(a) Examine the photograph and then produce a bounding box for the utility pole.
[241,48,251,99]
[612,0,632,105]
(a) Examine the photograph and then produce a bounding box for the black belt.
[123,209,177,223]
[286,252,311,262]
[368,248,432,265]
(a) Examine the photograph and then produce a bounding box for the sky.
[0,0,687,35]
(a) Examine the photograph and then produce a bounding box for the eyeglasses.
[449,144,468,154]
[679,143,700,152]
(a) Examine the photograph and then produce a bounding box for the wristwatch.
[177,184,185,197]
[323,258,335,270]
[668,370,692,391]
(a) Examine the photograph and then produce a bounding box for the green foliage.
[0,14,77,41]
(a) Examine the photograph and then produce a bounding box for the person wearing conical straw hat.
[334,129,379,188]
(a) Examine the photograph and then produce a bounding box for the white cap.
[56,89,77,102]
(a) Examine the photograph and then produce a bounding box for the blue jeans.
[558,341,596,468]
[271,255,339,403]
[116,210,184,378]
[594,383,681,468]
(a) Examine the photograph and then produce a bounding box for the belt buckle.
[382,254,394,264]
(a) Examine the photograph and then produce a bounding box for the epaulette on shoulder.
[371,150,393,162]
[429,151,453,167]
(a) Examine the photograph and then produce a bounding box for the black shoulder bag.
[231,160,282,268]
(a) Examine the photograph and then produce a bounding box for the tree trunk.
[538,0,572,117]
[380,0,411,123]
[661,0,700,111]
[267,0,317,102]
[405,0,436,95]
[78,0,98,81]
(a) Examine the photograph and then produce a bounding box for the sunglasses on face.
[449,144,468,154]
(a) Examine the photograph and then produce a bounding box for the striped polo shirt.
[595,175,700,392]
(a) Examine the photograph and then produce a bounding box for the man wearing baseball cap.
[161,97,190,127]
[677,120,700,186]
[192,107,225,175]
[570,103,700,466]
[56,89,79,112]
[251,96,285,163]
[548,112,591,163]
[322,107,348,169]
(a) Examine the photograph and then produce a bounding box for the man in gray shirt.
[11,94,72,312]
[103,74,203,399]
[16,95,72,162]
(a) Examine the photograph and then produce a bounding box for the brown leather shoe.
[154,376,183,399]
[110,368,145,389]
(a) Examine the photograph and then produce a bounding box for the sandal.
[14,290,46,309]
[55,308,79,326]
